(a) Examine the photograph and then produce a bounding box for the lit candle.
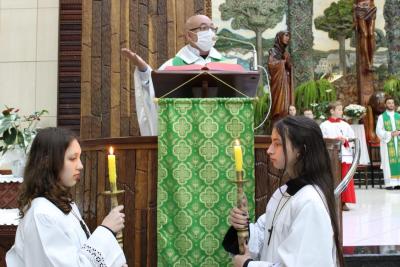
[233,139,243,173]
[108,146,117,190]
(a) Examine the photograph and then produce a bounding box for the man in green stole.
[376,97,400,188]
[122,15,226,136]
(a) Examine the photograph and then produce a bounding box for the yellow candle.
[233,139,243,173]
[108,146,117,187]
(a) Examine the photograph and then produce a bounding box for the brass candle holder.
[102,183,125,247]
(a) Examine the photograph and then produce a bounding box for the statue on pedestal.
[268,31,293,123]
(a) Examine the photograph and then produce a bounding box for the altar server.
[224,116,343,267]
[320,101,356,211]
[6,127,127,267]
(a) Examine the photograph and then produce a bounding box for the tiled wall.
[0,0,59,127]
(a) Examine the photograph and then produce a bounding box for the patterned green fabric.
[383,111,400,178]
[157,98,255,266]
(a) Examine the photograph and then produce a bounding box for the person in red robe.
[320,102,356,211]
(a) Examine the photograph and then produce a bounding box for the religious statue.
[267,31,294,123]
[354,0,377,72]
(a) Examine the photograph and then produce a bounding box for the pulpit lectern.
[151,70,260,98]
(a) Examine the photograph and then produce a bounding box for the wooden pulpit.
[151,70,260,98]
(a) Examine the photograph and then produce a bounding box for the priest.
[376,97,400,189]
[122,14,225,136]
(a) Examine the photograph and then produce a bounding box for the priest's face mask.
[267,128,299,175]
[186,16,217,52]
[59,139,83,188]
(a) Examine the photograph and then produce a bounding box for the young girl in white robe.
[6,127,127,267]
[224,116,344,267]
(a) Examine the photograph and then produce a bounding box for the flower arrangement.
[343,104,366,120]
[310,101,330,121]
[0,107,48,155]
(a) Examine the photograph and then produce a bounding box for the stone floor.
[343,188,400,246]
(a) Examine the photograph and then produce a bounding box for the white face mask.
[195,29,216,52]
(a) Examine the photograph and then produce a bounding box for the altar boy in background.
[320,101,356,211]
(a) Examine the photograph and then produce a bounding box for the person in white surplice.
[223,116,343,267]
[121,14,226,136]
[376,97,400,189]
[6,127,127,267]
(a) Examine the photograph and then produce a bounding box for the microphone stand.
[216,35,272,129]
[216,36,258,70]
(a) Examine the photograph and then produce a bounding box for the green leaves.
[0,107,48,155]
[295,79,337,117]
[3,128,17,145]
[219,0,286,33]
[383,76,400,105]
[314,0,353,41]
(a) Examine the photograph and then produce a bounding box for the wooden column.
[58,0,83,134]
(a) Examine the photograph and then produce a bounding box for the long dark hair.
[18,127,78,217]
[274,116,344,267]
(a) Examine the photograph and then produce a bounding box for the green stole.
[382,111,400,178]
[172,55,225,66]
[157,98,255,266]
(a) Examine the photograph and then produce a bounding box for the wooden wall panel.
[58,0,82,134]
[60,0,211,137]
[80,0,208,139]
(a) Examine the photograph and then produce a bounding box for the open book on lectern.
[152,64,260,98]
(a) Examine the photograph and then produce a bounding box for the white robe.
[248,185,337,267]
[6,197,126,267]
[320,120,355,164]
[134,45,223,136]
[376,111,400,187]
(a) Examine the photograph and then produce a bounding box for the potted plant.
[295,79,337,112]
[343,104,366,124]
[0,107,48,176]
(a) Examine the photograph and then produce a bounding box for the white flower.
[344,104,366,118]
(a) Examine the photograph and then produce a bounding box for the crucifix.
[354,0,377,105]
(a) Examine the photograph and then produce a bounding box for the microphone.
[216,35,258,70]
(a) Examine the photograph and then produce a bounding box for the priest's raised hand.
[121,48,147,72]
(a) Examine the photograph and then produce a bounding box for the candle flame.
[109,146,114,155]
